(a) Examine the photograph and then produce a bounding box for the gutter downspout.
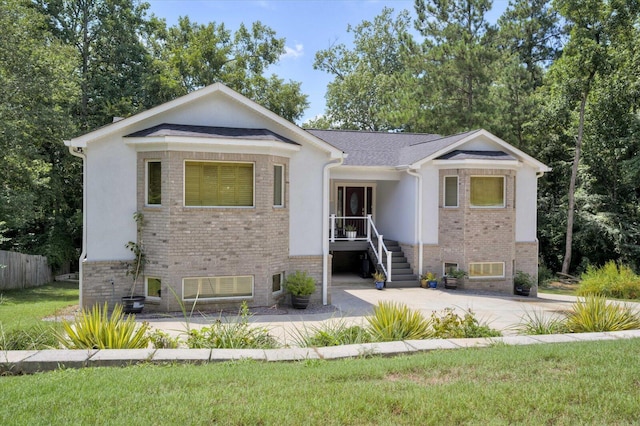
[68,145,86,309]
[406,169,423,276]
[322,156,344,305]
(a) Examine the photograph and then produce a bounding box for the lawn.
[1,339,640,424]
[0,281,78,330]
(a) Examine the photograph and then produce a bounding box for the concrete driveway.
[145,274,582,346]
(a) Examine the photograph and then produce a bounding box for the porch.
[328,215,418,287]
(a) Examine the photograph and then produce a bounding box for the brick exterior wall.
[82,150,326,312]
[516,241,539,297]
[417,168,534,295]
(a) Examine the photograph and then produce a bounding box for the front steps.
[369,240,418,288]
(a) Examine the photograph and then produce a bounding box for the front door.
[342,186,373,236]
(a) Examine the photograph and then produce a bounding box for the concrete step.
[390,274,418,282]
[384,280,419,289]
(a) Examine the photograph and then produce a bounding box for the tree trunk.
[562,92,587,274]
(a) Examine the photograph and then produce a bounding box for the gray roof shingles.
[307,128,483,167]
[125,123,300,145]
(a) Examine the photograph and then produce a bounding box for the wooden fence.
[0,250,52,290]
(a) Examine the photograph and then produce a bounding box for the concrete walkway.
[143,275,582,346]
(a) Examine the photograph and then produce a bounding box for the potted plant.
[344,225,357,241]
[514,270,533,296]
[373,271,386,290]
[123,212,146,314]
[420,272,436,288]
[285,271,316,309]
[445,269,466,289]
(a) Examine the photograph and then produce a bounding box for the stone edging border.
[3,330,640,375]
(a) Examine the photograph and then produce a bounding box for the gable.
[65,83,342,158]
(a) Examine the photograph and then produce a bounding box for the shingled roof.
[126,123,299,145]
[306,129,482,167]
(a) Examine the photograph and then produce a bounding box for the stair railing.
[329,214,392,282]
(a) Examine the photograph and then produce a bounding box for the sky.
[146,0,510,124]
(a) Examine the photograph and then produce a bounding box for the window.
[147,161,161,205]
[443,176,458,207]
[274,164,284,207]
[185,161,253,207]
[468,262,505,279]
[146,277,161,299]
[443,262,459,276]
[182,276,253,300]
[272,272,284,293]
[470,176,505,207]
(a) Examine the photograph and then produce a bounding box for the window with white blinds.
[183,276,253,300]
[185,161,254,207]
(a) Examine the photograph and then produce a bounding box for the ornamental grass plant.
[186,302,279,349]
[292,318,372,347]
[366,301,432,341]
[578,261,640,299]
[564,294,640,333]
[55,302,150,349]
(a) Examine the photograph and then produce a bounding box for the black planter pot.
[122,295,146,314]
[515,287,531,296]
[291,294,310,309]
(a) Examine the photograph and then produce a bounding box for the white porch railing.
[329,214,393,282]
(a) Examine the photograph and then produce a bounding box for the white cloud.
[282,43,304,59]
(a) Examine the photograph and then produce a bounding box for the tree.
[413,0,500,135]
[547,0,640,274]
[0,0,80,268]
[313,8,416,130]
[145,16,308,122]
[36,0,153,130]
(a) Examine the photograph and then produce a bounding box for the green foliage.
[293,320,372,347]
[372,271,386,282]
[186,302,278,349]
[0,323,60,350]
[125,211,146,297]
[514,271,534,290]
[516,310,569,335]
[147,329,180,349]
[578,261,640,299]
[284,271,316,296]
[55,303,150,349]
[429,308,502,338]
[564,295,640,333]
[366,301,432,341]
[538,264,554,285]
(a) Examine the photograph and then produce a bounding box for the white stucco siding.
[515,165,538,241]
[421,168,440,244]
[458,137,497,151]
[289,145,327,255]
[376,176,416,244]
[85,137,137,261]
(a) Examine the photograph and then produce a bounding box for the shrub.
[187,302,279,349]
[430,308,501,338]
[537,264,554,286]
[148,329,181,349]
[284,271,316,296]
[293,319,372,347]
[0,323,59,350]
[366,301,432,341]
[565,295,640,333]
[55,302,150,349]
[514,271,534,290]
[516,310,568,335]
[578,261,640,299]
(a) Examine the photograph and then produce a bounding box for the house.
[65,83,550,312]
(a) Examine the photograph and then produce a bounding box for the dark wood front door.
[346,186,365,235]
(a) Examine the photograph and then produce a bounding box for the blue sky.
[147,0,510,124]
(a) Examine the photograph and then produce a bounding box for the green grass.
[2,339,640,424]
[0,281,79,330]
